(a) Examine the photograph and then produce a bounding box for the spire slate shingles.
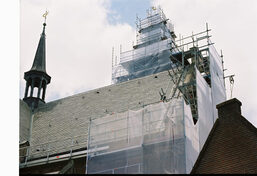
[30,23,47,73]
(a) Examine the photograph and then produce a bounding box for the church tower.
[23,21,51,111]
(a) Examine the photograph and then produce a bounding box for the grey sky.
[20,0,257,127]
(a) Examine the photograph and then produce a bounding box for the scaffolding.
[87,45,226,173]
[107,6,226,174]
[136,7,167,31]
[20,37,225,170]
[112,6,177,84]
[111,7,214,87]
[86,99,185,174]
[20,7,226,174]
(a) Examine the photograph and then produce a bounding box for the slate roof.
[27,71,173,159]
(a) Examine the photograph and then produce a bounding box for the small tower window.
[33,87,38,97]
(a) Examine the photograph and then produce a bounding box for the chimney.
[216,98,242,119]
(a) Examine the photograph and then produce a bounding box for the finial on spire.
[43,10,49,25]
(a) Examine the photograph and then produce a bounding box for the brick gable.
[191,98,257,174]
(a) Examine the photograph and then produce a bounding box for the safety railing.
[112,65,128,78]
[120,38,172,63]
[137,8,167,31]
[173,29,212,52]
[136,31,163,45]
[19,133,88,166]
[90,163,143,174]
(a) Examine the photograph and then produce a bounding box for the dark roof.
[30,23,47,73]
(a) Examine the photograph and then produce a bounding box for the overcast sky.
[20,0,257,127]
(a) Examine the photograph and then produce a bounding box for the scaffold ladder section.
[179,82,198,124]
[164,59,198,124]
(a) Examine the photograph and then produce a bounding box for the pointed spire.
[23,11,51,111]
[30,23,47,72]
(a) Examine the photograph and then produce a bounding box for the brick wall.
[191,98,257,174]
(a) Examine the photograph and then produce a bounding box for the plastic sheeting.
[196,66,214,150]
[93,42,226,174]
[86,95,220,174]
[184,92,200,174]
[112,48,173,84]
[183,64,222,173]
[87,55,226,173]
[86,93,220,174]
[86,71,224,174]
[209,45,226,121]
[138,9,166,30]
[120,39,172,63]
[112,7,176,84]
[86,99,186,174]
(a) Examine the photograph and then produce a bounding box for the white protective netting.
[196,66,214,150]
[86,99,186,174]
[87,44,226,174]
[112,7,177,84]
[209,44,226,121]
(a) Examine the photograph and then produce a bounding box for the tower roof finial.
[42,10,49,34]
[43,10,49,24]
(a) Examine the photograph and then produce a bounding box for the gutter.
[19,146,109,168]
